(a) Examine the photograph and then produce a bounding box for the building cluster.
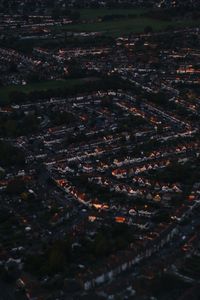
[0,0,200,12]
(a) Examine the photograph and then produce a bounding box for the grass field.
[65,18,200,36]
[0,78,90,102]
[62,8,200,36]
[79,8,147,20]
[65,18,168,36]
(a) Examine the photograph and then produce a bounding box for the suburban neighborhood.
[0,1,200,300]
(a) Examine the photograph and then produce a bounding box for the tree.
[0,141,25,167]
[6,179,26,195]
[51,8,62,20]
[47,240,71,274]
[144,25,153,34]
[94,233,108,257]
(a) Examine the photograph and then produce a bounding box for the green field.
[65,18,167,36]
[65,18,200,36]
[0,78,90,102]
[62,8,200,36]
[79,8,147,20]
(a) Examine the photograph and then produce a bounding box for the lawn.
[0,78,90,102]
